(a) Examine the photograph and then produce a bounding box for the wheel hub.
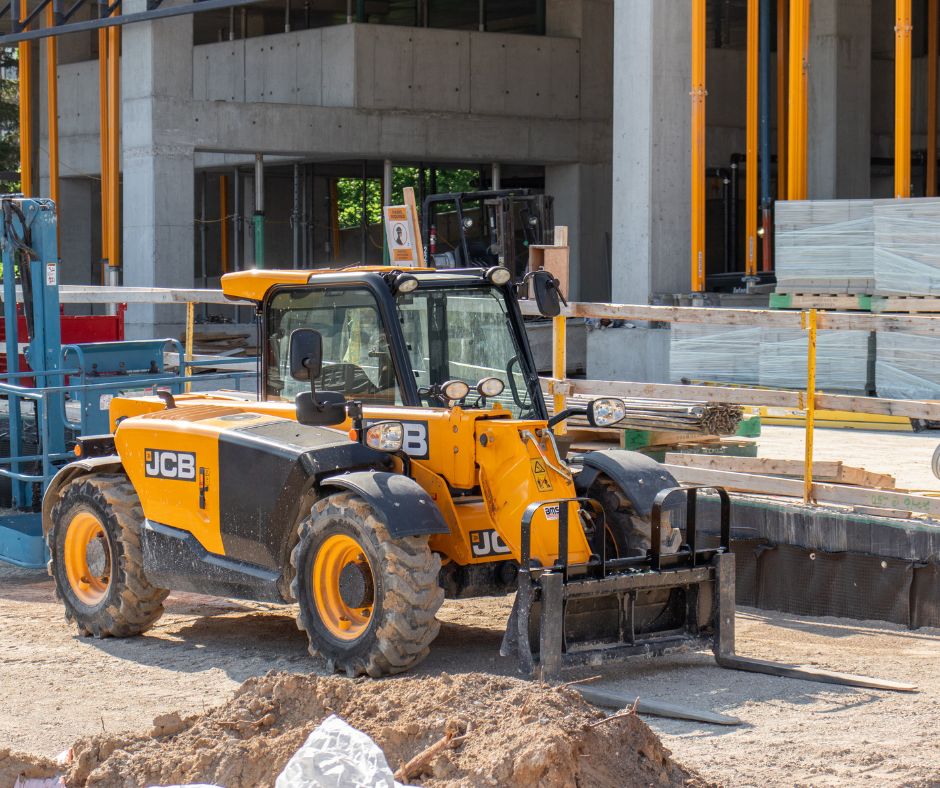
[338,560,374,609]
[63,511,112,606]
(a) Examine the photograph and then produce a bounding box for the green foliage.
[0,47,19,193]
[336,167,480,228]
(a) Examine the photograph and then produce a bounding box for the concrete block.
[412,31,471,113]
[587,325,671,383]
[322,25,356,107]
[195,41,245,102]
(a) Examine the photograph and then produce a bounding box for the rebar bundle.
[560,395,744,436]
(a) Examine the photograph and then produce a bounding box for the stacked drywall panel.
[874,198,940,294]
[759,329,872,394]
[775,200,874,292]
[875,332,940,399]
[669,324,761,385]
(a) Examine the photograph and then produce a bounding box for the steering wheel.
[320,363,377,396]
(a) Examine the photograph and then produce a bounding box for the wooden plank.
[663,464,940,518]
[520,298,940,335]
[664,453,896,489]
[561,377,803,408]
[851,505,912,520]
[557,378,940,422]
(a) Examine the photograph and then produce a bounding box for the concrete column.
[121,0,195,339]
[547,0,613,302]
[611,1,691,303]
[808,0,872,198]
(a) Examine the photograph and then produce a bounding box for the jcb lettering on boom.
[144,449,196,481]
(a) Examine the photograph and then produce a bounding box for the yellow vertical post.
[802,308,817,503]
[777,0,789,200]
[746,0,759,276]
[45,6,60,237]
[220,174,230,273]
[184,301,195,394]
[106,23,121,273]
[18,6,32,196]
[691,0,706,292]
[98,28,109,277]
[929,0,938,196]
[552,315,567,436]
[896,0,913,198]
[787,0,810,200]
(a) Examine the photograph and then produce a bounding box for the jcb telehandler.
[41,264,913,690]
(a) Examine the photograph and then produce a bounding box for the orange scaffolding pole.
[691,0,707,292]
[18,5,32,196]
[45,5,59,237]
[895,0,913,198]
[107,23,121,272]
[98,28,109,273]
[787,0,810,200]
[746,0,759,276]
[777,0,789,200]
[929,0,938,196]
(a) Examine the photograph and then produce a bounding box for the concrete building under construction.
[9,0,935,345]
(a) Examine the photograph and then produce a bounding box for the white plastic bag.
[276,714,416,788]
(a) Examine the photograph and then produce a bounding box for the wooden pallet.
[770,292,872,311]
[870,294,940,313]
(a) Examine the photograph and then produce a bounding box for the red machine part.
[0,304,126,384]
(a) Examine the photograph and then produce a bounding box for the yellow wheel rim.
[312,534,375,641]
[63,511,112,606]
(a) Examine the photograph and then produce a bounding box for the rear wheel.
[587,476,682,558]
[291,491,443,677]
[49,474,168,637]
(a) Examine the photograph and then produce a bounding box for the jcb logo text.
[145,449,196,481]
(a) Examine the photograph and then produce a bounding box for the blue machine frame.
[0,196,258,568]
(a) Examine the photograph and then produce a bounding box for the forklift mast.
[421,189,554,279]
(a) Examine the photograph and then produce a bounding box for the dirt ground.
[2,568,940,787]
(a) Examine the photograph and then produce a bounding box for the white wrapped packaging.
[276,714,416,788]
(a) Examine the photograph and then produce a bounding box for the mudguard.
[41,456,124,536]
[320,471,450,538]
[574,450,679,518]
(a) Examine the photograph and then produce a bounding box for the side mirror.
[529,270,562,317]
[289,328,323,382]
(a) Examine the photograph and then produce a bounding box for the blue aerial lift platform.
[0,196,255,568]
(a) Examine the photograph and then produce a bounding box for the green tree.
[336,167,480,229]
[0,47,20,193]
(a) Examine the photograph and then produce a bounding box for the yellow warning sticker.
[530,459,554,492]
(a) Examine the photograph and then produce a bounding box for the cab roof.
[221,266,436,302]
[221,265,503,302]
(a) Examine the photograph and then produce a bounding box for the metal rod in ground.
[575,686,742,726]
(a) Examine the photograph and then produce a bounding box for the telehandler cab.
[41,265,914,691]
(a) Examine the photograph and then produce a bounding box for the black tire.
[291,491,443,678]
[49,474,169,637]
[587,476,682,558]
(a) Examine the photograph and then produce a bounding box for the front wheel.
[49,474,169,637]
[290,491,443,677]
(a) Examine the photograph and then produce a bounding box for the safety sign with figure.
[383,205,419,265]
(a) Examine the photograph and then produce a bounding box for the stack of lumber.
[559,394,744,435]
[758,328,872,393]
[775,199,874,293]
[874,197,940,295]
[669,324,761,385]
[182,324,258,357]
[875,330,940,399]
[661,453,940,521]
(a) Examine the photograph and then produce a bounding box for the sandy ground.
[2,569,940,787]
[757,424,940,493]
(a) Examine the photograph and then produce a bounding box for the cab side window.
[265,288,400,405]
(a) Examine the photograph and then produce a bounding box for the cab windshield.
[396,285,537,418]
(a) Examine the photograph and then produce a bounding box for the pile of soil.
[3,671,704,787]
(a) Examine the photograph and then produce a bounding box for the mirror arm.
[547,406,587,429]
